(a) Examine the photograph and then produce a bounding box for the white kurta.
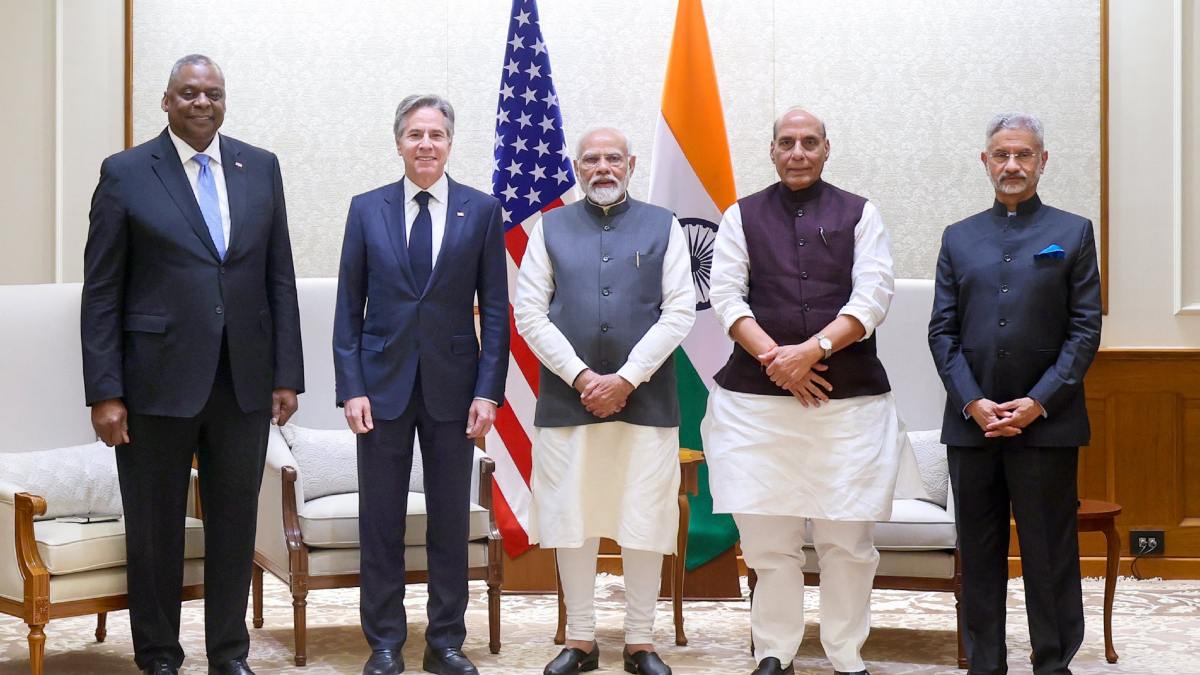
[513,209,696,553]
[702,199,922,521]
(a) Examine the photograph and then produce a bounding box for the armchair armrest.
[280,466,309,579]
[13,492,50,623]
[255,425,302,575]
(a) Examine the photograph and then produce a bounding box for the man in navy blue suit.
[333,94,508,675]
[81,55,304,675]
[928,113,1102,675]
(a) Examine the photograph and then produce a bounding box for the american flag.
[486,0,576,558]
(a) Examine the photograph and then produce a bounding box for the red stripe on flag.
[492,481,532,558]
[504,224,530,266]
[493,402,533,485]
[540,197,565,213]
[508,307,541,397]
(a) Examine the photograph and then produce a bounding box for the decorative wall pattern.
[133,1,1100,279]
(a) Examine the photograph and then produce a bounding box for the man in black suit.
[928,112,1102,675]
[81,54,304,675]
[333,94,508,675]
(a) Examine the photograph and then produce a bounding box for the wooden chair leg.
[553,550,567,645]
[292,582,308,667]
[95,612,107,642]
[28,623,45,675]
[252,564,265,629]
[487,575,502,654]
[746,568,757,654]
[673,491,690,646]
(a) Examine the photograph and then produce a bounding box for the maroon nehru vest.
[713,180,891,398]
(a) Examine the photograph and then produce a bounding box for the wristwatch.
[816,334,833,360]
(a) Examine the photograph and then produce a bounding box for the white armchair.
[251,279,503,667]
[0,283,205,675]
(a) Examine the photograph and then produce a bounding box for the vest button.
[1000,284,1009,293]
[602,288,611,296]
[601,323,610,332]
[602,255,610,262]
[1003,254,1013,262]
[999,348,1009,358]
[797,209,805,217]
[603,225,611,231]
[999,319,1008,327]
[601,359,611,367]
[802,303,811,312]
[800,272,809,280]
[215,306,224,315]
[798,238,806,246]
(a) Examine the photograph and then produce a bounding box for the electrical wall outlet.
[1130,530,1165,556]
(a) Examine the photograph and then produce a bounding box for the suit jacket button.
[603,255,610,263]
[1000,284,1009,293]
[602,288,611,296]
[215,306,224,315]
[1003,254,1013,262]
[998,318,1007,327]
[601,323,609,332]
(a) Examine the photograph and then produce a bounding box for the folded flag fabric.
[1036,243,1066,259]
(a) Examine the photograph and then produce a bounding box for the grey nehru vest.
[533,196,681,428]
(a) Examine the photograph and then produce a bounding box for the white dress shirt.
[709,200,895,340]
[168,127,231,250]
[403,173,450,270]
[514,213,696,389]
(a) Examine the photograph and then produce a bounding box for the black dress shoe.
[207,658,254,675]
[544,642,600,674]
[423,646,479,675]
[751,657,795,675]
[142,660,178,675]
[363,649,404,675]
[623,647,672,675]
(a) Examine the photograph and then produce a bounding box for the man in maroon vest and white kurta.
[703,108,911,675]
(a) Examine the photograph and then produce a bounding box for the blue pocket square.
[1035,244,1066,259]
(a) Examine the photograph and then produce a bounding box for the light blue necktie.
[193,154,226,259]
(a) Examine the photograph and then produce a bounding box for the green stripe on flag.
[675,347,739,570]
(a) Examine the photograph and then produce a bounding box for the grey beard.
[586,183,625,205]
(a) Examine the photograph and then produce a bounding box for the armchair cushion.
[298,492,492,549]
[35,516,204,575]
[0,440,122,520]
[280,423,426,500]
[907,429,950,508]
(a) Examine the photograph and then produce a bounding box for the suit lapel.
[425,177,469,295]
[219,136,246,260]
[381,181,418,292]
[151,130,221,261]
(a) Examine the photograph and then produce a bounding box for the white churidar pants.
[556,538,664,644]
[735,514,879,673]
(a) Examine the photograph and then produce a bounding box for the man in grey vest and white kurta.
[703,109,915,675]
[515,127,695,675]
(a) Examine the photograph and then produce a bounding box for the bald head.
[575,126,632,158]
[773,107,826,140]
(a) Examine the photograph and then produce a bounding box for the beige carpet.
[1,575,1197,674]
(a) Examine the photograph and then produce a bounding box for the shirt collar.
[404,173,449,205]
[990,192,1042,217]
[168,126,221,168]
[776,179,826,212]
[583,193,631,218]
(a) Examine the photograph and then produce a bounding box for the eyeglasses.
[578,153,626,169]
[988,150,1040,165]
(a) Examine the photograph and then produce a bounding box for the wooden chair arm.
[13,493,50,623]
[280,467,305,554]
[477,456,501,541]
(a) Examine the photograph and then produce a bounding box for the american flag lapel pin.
[456,211,465,217]
[234,161,243,169]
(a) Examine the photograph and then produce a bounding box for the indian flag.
[647,0,739,570]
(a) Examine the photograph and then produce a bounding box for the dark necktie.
[409,190,433,291]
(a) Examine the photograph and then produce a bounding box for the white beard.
[586,182,625,205]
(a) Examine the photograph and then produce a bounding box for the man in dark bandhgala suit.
[81,54,304,675]
[333,94,508,675]
[928,112,1102,675]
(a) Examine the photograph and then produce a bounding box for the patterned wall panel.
[132,0,1099,278]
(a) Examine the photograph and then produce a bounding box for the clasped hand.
[968,396,1042,437]
[758,344,833,407]
[575,370,634,418]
